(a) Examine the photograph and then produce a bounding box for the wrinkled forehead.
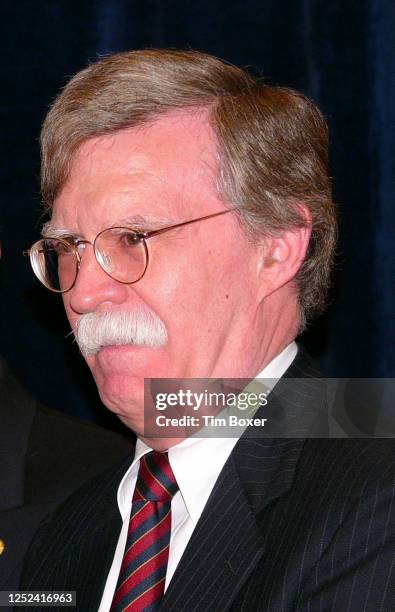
[51,110,222,231]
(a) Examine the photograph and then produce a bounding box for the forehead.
[52,110,220,230]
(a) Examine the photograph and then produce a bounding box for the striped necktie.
[110,451,178,612]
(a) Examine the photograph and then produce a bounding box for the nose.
[68,246,129,314]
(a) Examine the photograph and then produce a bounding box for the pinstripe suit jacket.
[19,349,395,611]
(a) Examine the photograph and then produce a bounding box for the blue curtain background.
[1,1,394,428]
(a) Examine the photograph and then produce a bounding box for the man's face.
[51,111,263,435]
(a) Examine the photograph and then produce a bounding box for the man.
[0,357,133,592]
[0,251,132,601]
[20,50,394,611]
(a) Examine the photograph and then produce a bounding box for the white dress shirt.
[98,341,297,611]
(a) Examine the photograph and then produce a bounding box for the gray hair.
[40,49,336,328]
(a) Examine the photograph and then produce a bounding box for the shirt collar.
[117,341,297,525]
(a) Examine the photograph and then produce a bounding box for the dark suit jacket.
[0,357,133,595]
[19,349,395,611]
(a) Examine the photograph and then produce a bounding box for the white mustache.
[74,309,168,356]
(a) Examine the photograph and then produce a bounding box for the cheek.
[150,270,234,343]
[159,243,253,310]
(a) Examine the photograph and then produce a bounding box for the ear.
[256,205,312,301]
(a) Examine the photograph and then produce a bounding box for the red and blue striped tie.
[110,451,178,612]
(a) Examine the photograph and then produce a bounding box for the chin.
[89,345,171,433]
[96,373,145,433]
[94,365,144,409]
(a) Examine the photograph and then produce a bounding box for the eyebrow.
[41,222,81,239]
[41,214,176,238]
[118,214,175,231]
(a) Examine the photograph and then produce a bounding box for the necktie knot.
[133,451,178,502]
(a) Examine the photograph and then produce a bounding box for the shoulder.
[294,438,395,507]
[26,405,134,505]
[31,402,133,451]
[284,438,395,566]
[291,440,395,609]
[299,437,395,475]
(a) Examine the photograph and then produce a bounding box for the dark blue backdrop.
[1,1,394,427]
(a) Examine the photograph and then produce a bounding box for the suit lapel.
[162,436,306,611]
[161,449,265,611]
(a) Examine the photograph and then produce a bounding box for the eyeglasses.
[24,208,238,293]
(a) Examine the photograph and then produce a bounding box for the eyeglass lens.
[94,228,147,284]
[32,239,77,292]
[32,229,148,292]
